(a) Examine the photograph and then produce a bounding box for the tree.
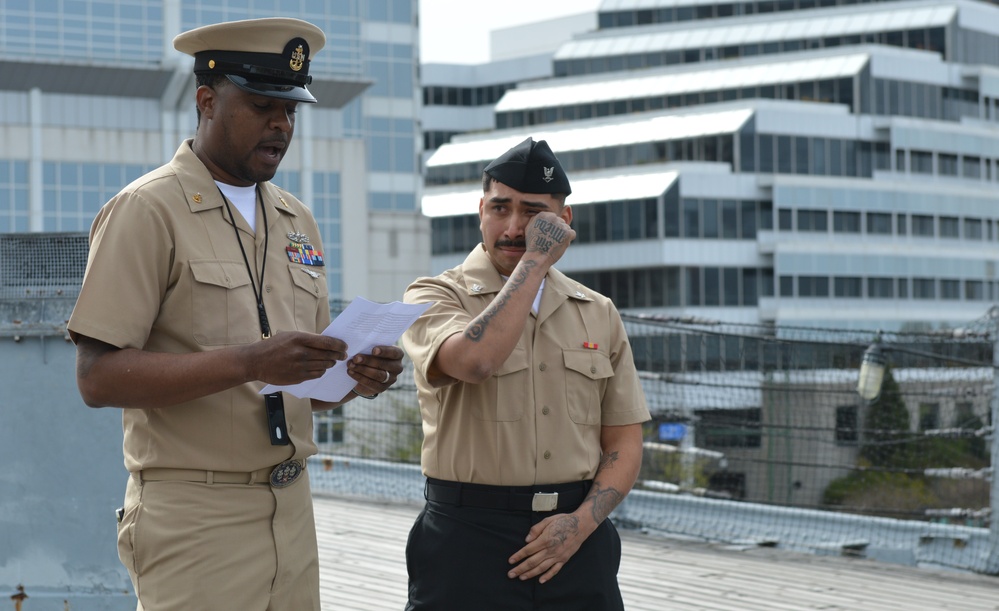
[859,365,911,468]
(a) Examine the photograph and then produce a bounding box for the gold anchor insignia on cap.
[208,59,215,69]
[289,45,305,72]
[192,193,202,203]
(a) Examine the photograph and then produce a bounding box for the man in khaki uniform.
[68,18,404,611]
[402,137,651,610]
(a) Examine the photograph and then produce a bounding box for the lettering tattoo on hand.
[464,259,537,342]
[528,218,567,256]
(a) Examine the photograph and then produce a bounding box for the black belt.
[425,478,592,513]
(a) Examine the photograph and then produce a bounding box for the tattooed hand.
[525,212,575,265]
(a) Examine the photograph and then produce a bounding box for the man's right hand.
[243,332,347,386]
[525,211,575,267]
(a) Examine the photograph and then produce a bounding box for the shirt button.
[544,451,551,460]
[542,406,550,415]
[539,363,547,371]
[590,366,597,374]
[265,285,272,293]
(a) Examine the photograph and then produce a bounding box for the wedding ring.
[382,370,390,383]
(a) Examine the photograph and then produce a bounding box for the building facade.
[0,0,429,304]
[422,0,999,333]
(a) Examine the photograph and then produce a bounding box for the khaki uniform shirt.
[403,245,651,486]
[68,140,330,473]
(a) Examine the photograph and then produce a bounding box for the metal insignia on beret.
[290,45,305,72]
[543,166,555,183]
[269,460,303,488]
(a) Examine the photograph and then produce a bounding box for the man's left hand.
[346,345,405,396]
[506,513,595,584]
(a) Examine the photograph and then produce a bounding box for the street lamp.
[857,335,886,402]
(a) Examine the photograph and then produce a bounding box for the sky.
[418,0,603,64]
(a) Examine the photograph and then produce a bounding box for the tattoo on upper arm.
[598,450,619,471]
[464,259,538,342]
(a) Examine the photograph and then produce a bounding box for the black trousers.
[404,499,624,610]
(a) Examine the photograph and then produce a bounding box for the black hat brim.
[225,74,317,103]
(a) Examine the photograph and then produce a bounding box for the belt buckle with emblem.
[532,492,558,512]
[270,459,304,488]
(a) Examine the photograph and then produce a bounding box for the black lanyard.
[219,185,271,339]
[218,185,289,446]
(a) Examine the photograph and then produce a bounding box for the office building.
[422,0,999,332]
[0,0,427,303]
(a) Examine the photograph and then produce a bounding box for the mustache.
[494,239,526,249]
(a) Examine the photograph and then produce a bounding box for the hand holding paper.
[261,297,431,402]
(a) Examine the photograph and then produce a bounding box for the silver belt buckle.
[269,460,304,488]
[532,492,559,512]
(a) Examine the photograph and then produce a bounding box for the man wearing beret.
[68,18,404,610]
[402,137,651,609]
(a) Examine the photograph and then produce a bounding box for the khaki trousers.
[117,470,320,611]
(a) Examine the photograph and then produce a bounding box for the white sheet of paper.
[260,297,432,402]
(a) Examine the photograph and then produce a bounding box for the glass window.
[912,214,934,236]
[867,212,892,234]
[704,268,720,306]
[868,277,894,298]
[966,280,985,300]
[833,211,861,233]
[939,216,959,238]
[913,278,936,299]
[834,277,862,297]
[780,275,794,297]
[963,156,981,179]
[798,209,827,232]
[799,276,829,297]
[939,153,958,176]
[919,403,940,431]
[836,405,859,444]
[683,199,699,238]
[722,200,738,238]
[742,268,758,305]
[898,278,909,298]
[702,199,719,238]
[964,219,984,240]
[741,201,757,238]
[685,268,701,305]
[759,135,774,173]
[911,150,933,174]
[940,279,960,300]
[778,208,792,231]
[722,267,739,306]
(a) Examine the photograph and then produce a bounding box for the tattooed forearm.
[464,259,538,342]
[598,450,619,471]
[583,481,624,524]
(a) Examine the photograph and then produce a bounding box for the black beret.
[483,137,571,195]
[173,18,326,103]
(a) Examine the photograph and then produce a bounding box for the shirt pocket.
[288,264,327,330]
[478,344,529,422]
[563,349,614,425]
[189,259,259,346]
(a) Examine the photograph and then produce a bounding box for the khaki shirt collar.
[170,139,299,229]
[462,244,594,322]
